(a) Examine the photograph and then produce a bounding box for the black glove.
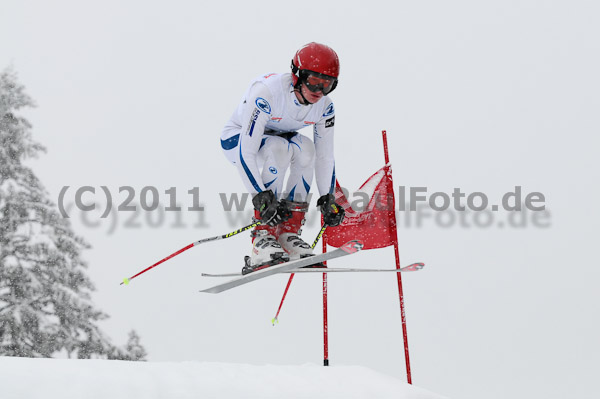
[252,190,291,226]
[317,193,345,227]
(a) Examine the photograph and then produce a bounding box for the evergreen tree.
[109,330,148,361]
[0,67,146,360]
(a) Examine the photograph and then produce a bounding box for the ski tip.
[271,317,278,326]
[340,240,364,254]
[199,287,220,294]
[402,262,425,272]
[121,278,130,286]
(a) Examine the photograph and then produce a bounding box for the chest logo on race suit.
[255,97,272,115]
[303,121,315,126]
[270,117,282,123]
[322,103,334,117]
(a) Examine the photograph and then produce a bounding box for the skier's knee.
[294,139,315,168]
[266,139,293,167]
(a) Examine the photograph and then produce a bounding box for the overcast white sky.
[1,1,599,398]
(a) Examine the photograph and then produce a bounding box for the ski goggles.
[302,72,337,94]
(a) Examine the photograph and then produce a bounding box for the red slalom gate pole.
[322,218,329,366]
[382,130,412,384]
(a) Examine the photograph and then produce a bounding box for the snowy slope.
[0,356,445,399]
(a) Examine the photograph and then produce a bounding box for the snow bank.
[0,356,446,399]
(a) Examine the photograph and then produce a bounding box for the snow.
[0,356,446,399]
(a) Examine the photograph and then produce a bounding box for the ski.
[199,240,364,294]
[201,262,425,277]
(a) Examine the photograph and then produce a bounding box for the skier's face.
[299,82,324,104]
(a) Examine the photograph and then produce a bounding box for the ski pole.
[120,221,262,285]
[272,223,327,325]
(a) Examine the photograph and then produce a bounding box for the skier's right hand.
[252,190,291,226]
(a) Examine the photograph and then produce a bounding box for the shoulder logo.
[255,97,271,114]
[269,166,278,174]
[325,116,335,128]
[322,103,334,117]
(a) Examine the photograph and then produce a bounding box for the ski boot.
[277,200,325,269]
[242,211,289,275]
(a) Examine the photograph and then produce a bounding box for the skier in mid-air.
[220,42,345,274]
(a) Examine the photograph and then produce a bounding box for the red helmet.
[291,42,339,94]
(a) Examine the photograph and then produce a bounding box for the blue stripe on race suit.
[330,166,336,194]
[259,137,267,150]
[302,176,310,193]
[287,185,297,201]
[288,134,302,152]
[289,140,301,152]
[221,134,240,150]
[264,177,277,188]
[248,117,257,137]
[239,137,262,193]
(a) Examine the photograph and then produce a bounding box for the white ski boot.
[242,213,289,275]
[277,232,313,260]
[277,200,321,263]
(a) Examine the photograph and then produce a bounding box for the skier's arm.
[314,102,345,225]
[236,83,273,194]
[314,102,336,195]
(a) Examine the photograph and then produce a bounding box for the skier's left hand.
[317,194,345,227]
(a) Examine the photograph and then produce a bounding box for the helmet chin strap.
[293,78,313,106]
[295,89,312,106]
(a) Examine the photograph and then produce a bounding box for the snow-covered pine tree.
[0,67,146,360]
[109,330,148,361]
